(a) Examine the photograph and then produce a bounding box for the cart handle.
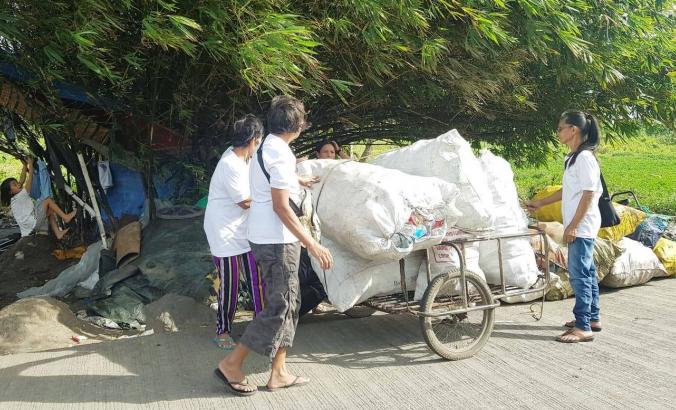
[611,190,642,210]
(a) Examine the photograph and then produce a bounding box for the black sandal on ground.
[213,368,257,396]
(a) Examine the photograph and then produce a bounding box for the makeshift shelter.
[1,64,213,328]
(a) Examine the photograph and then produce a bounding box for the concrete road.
[1,278,675,410]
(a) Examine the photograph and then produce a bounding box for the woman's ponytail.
[584,113,600,148]
[561,110,601,168]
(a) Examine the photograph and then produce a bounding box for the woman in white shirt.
[216,96,333,396]
[203,115,264,350]
[527,111,603,343]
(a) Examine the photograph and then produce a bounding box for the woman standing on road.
[526,110,604,343]
[203,114,265,350]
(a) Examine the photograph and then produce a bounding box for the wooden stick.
[77,153,108,249]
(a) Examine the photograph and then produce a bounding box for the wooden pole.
[77,153,108,249]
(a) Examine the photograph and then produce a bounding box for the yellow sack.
[598,204,647,241]
[654,237,676,276]
[532,185,563,222]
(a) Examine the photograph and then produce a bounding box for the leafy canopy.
[0,0,673,164]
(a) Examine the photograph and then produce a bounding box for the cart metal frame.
[360,226,551,359]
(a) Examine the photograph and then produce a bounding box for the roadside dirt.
[0,235,76,309]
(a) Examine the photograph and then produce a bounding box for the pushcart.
[353,227,551,361]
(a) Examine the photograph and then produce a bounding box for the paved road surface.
[1,278,675,409]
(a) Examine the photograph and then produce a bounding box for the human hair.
[315,140,340,157]
[232,114,264,148]
[561,110,601,168]
[1,178,17,207]
[267,95,307,135]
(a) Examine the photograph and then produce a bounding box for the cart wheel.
[419,270,495,360]
[343,305,377,318]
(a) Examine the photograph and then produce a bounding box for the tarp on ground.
[83,217,213,328]
[17,242,102,299]
[134,218,213,301]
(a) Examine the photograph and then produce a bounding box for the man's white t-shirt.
[11,188,36,237]
[248,134,300,244]
[562,150,603,238]
[203,149,251,257]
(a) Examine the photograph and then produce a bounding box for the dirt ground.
[0,235,77,309]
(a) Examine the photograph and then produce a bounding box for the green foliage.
[0,0,673,162]
[0,153,21,185]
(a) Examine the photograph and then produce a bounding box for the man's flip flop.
[564,320,602,332]
[213,368,257,396]
[266,376,310,392]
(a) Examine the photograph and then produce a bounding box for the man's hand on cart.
[299,175,320,188]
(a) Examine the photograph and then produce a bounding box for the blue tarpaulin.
[0,62,115,108]
[102,163,146,224]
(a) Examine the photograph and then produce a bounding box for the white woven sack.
[601,238,667,288]
[372,129,495,230]
[478,150,528,232]
[477,150,539,289]
[297,159,460,262]
[311,236,423,312]
[414,242,484,301]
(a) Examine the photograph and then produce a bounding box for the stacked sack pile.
[530,185,675,301]
[298,130,544,311]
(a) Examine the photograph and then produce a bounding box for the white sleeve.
[575,152,600,191]
[268,151,296,191]
[221,162,250,204]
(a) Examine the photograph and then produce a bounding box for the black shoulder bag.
[256,138,303,217]
[566,152,620,228]
[598,173,620,228]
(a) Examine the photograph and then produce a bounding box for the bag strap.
[256,137,271,183]
[256,137,302,216]
[600,172,610,199]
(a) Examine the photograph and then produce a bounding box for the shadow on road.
[0,311,447,404]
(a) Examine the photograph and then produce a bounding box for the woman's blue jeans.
[568,237,600,332]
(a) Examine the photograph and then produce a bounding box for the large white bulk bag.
[414,242,484,301]
[601,238,667,288]
[372,129,495,230]
[477,150,539,289]
[311,237,423,312]
[500,276,554,304]
[479,238,540,289]
[478,150,528,232]
[297,159,461,262]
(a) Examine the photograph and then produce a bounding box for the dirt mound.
[0,297,122,355]
[143,294,214,333]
